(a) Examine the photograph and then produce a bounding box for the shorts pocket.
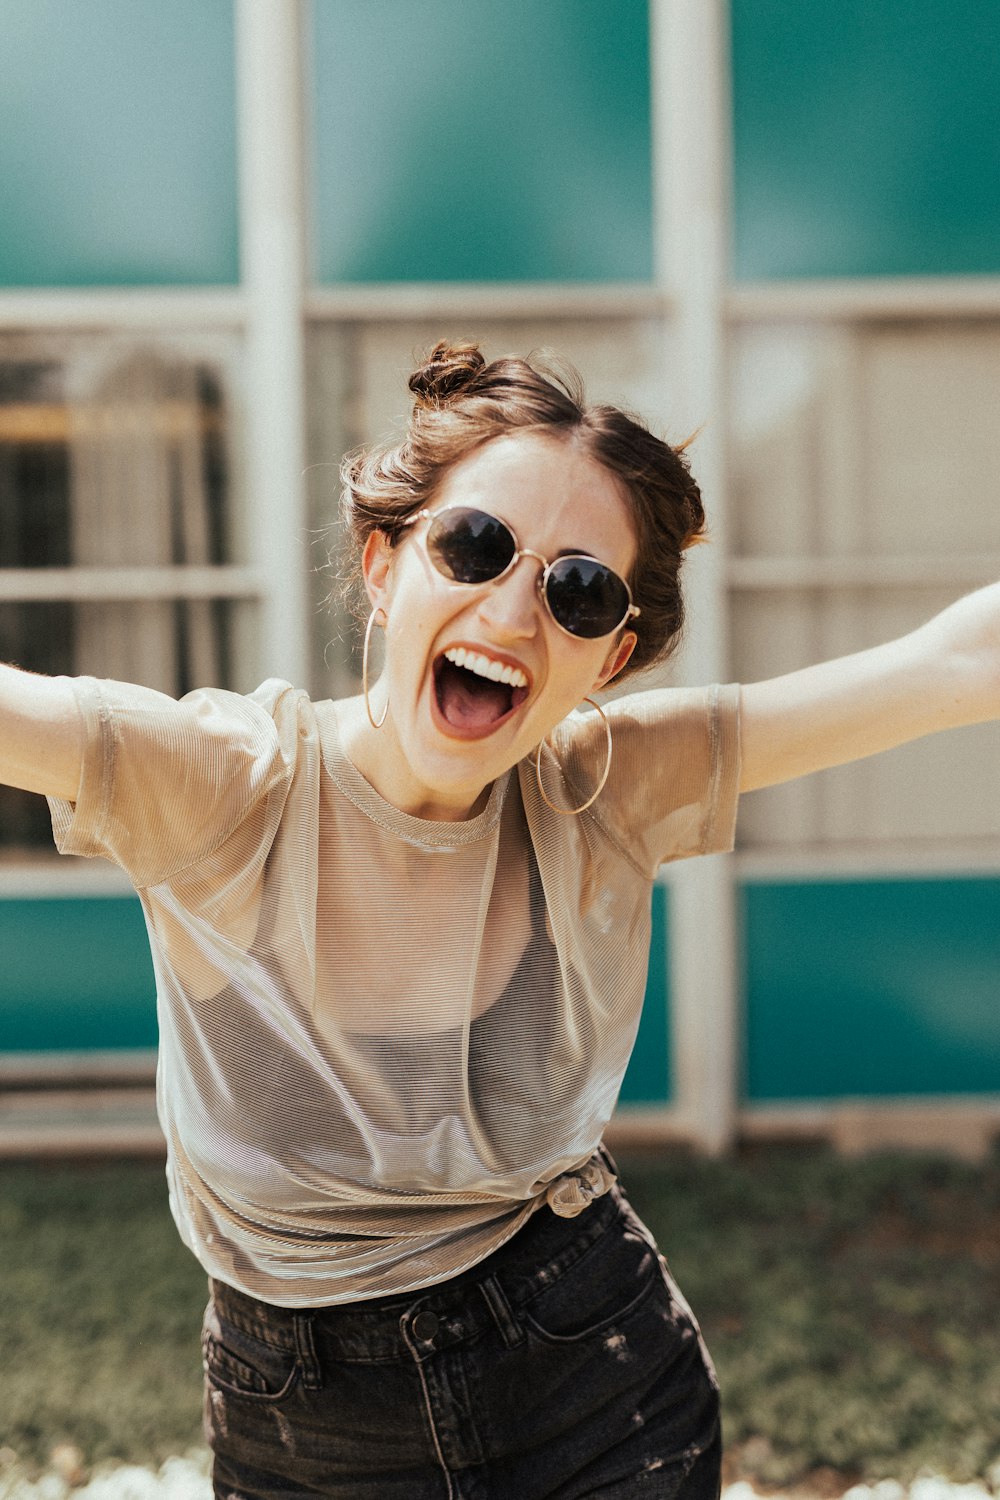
[521,1211,661,1345]
[202,1301,300,1403]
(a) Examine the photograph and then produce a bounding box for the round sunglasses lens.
[545,557,630,638]
[426,508,515,584]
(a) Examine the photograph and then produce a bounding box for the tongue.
[438,661,511,729]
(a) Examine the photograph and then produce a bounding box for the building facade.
[2,0,1000,1152]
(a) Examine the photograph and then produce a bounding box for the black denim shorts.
[202,1164,721,1500]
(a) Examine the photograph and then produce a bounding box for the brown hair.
[340,341,706,682]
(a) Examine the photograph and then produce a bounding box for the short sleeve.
[47,677,296,888]
[549,683,741,876]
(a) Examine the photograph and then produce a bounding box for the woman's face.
[361,430,638,819]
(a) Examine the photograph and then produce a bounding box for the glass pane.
[0,336,242,852]
[729,319,1000,849]
[0,344,234,576]
[745,878,1000,1098]
[731,0,1000,278]
[0,0,238,286]
[0,599,242,854]
[311,0,653,283]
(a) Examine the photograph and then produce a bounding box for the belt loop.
[479,1274,524,1350]
[293,1312,322,1391]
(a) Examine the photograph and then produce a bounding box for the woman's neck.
[334,694,494,822]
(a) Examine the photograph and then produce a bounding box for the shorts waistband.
[209,1148,625,1363]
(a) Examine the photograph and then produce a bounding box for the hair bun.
[408,341,486,408]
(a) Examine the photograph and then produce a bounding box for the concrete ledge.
[740,1099,1000,1162]
[0,1087,164,1158]
[829,1105,999,1163]
[0,1052,157,1086]
[2,1091,998,1160]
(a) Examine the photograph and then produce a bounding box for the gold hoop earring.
[535,698,612,816]
[363,607,389,729]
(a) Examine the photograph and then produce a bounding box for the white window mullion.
[235,0,310,687]
[652,0,738,1154]
[0,566,264,603]
[0,288,245,332]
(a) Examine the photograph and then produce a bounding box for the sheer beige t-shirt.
[48,677,740,1307]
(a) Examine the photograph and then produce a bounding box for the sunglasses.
[400,505,640,640]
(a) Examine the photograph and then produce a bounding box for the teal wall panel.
[1,885,671,1102]
[731,1,1000,279]
[744,879,1000,1099]
[619,882,671,1105]
[10,878,999,1106]
[0,897,156,1052]
[0,0,238,287]
[311,0,653,283]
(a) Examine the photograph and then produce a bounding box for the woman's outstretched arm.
[740,581,1000,793]
[0,664,82,800]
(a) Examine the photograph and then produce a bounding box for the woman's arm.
[740,582,1000,793]
[0,664,82,800]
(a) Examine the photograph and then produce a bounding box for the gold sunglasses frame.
[400,505,640,641]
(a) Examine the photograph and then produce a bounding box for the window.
[0,334,247,853]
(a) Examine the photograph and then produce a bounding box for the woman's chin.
[380,683,524,812]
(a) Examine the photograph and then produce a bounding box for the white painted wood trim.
[742,1095,1000,1122]
[741,1098,1000,1162]
[8,842,997,895]
[736,843,1000,879]
[0,864,135,896]
[0,1051,156,1082]
[728,554,1000,590]
[3,1095,995,1157]
[306,283,670,320]
[614,1100,1000,1161]
[652,0,738,1155]
[0,564,265,602]
[235,0,310,687]
[3,276,997,332]
[0,1124,165,1158]
[663,856,739,1154]
[607,1105,702,1148]
[0,288,245,330]
[728,277,1000,322]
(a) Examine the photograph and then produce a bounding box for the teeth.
[444,647,528,689]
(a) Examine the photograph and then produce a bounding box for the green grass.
[622,1144,1000,1489]
[0,1160,207,1470]
[1,1145,999,1487]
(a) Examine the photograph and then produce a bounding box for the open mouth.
[432,648,530,737]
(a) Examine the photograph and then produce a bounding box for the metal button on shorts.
[410,1310,440,1342]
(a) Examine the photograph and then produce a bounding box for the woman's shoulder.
[542,682,741,874]
[553,681,739,758]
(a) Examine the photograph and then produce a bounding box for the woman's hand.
[739,581,1000,793]
[0,664,82,800]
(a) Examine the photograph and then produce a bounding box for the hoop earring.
[363,607,389,730]
[535,697,612,816]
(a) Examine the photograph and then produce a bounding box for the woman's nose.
[476,554,542,638]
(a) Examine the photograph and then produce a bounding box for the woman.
[2,343,999,1499]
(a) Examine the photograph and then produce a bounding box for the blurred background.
[1,0,1000,1159]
